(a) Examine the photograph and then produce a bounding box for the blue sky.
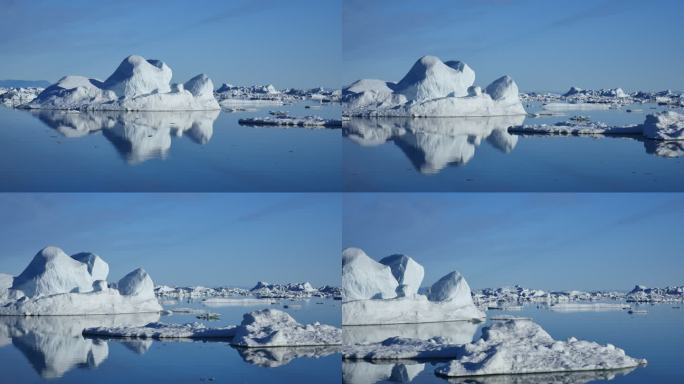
[0,194,341,287]
[0,0,340,88]
[343,0,684,92]
[343,193,684,291]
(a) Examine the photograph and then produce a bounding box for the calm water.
[0,102,341,192]
[0,297,341,383]
[343,103,684,191]
[342,302,684,383]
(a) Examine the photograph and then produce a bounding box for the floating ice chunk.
[434,319,646,378]
[71,252,109,281]
[641,111,684,140]
[230,309,341,347]
[344,336,463,360]
[238,115,342,128]
[379,254,424,297]
[342,248,398,301]
[83,321,237,339]
[343,321,478,346]
[22,55,219,111]
[202,297,276,306]
[543,103,612,111]
[549,303,631,312]
[11,246,94,297]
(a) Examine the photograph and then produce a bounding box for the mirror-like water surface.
[343,103,684,191]
[0,103,341,192]
[0,298,341,383]
[342,302,683,384]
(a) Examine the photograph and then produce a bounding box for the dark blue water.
[0,298,341,383]
[0,103,341,192]
[343,104,684,191]
[342,302,683,383]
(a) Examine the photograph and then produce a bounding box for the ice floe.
[434,319,646,377]
[549,303,631,312]
[238,115,342,128]
[0,246,162,315]
[343,55,526,117]
[83,321,237,339]
[21,55,220,111]
[342,248,485,325]
[231,309,341,347]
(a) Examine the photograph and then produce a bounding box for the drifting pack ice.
[341,248,485,325]
[343,56,526,117]
[21,55,220,111]
[0,246,162,315]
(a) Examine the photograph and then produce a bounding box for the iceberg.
[434,319,646,378]
[231,309,341,347]
[342,248,485,325]
[0,246,163,315]
[343,56,526,117]
[21,55,220,111]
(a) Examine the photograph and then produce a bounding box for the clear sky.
[343,0,684,92]
[343,193,684,292]
[0,193,341,287]
[0,0,341,89]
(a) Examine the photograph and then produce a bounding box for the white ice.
[21,55,220,111]
[230,309,341,347]
[83,321,237,339]
[549,303,631,312]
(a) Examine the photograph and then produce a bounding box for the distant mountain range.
[0,79,51,88]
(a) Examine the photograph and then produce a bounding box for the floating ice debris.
[522,87,684,108]
[0,246,162,315]
[0,87,43,107]
[238,115,342,128]
[542,103,612,111]
[549,303,631,312]
[434,319,646,378]
[342,248,485,325]
[626,284,684,303]
[196,312,220,320]
[21,55,220,111]
[231,309,341,347]
[628,309,648,315]
[155,281,339,300]
[511,111,684,141]
[202,297,276,306]
[343,55,526,117]
[214,83,339,110]
[83,321,236,339]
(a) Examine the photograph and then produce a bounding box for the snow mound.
[344,56,525,117]
[435,319,646,377]
[379,254,424,297]
[342,248,485,325]
[83,322,236,339]
[342,248,398,301]
[230,309,341,347]
[0,246,162,315]
[22,55,220,111]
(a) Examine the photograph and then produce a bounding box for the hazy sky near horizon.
[0,0,340,88]
[0,194,341,287]
[343,193,684,291]
[343,0,684,92]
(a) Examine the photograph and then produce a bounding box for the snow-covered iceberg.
[343,56,526,117]
[342,248,485,325]
[231,309,341,347]
[21,55,220,111]
[0,246,162,315]
[434,319,646,378]
[344,115,523,173]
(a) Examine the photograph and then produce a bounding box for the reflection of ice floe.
[343,321,478,346]
[435,319,645,378]
[0,313,159,378]
[444,368,637,384]
[342,248,485,325]
[236,345,339,368]
[343,360,426,384]
[344,115,524,173]
[31,109,220,164]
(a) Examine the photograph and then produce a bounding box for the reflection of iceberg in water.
[343,360,426,384]
[344,116,524,174]
[444,367,637,384]
[343,321,479,346]
[235,345,339,368]
[0,313,159,379]
[644,140,684,158]
[30,110,220,164]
